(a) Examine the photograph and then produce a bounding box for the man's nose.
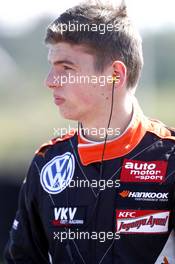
[44,69,61,89]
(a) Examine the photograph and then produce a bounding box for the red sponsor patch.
[116,209,170,234]
[120,159,167,183]
[51,220,71,227]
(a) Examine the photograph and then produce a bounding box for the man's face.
[45,42,111,121]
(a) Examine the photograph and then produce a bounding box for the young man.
[4,1,175,264]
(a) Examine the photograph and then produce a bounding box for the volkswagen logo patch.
[40,152,75,194]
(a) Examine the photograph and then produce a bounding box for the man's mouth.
[53,96,65,105]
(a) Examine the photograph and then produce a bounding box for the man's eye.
[63,65,72,70]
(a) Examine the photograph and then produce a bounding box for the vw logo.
[40,152,75,194]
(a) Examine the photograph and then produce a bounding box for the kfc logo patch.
[116,210,170,234]
[120,159,167,183]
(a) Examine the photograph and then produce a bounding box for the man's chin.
[58,109,79,121]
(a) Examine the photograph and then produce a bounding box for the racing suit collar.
[77,97,147,165]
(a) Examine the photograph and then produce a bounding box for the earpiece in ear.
[112,72,120,83]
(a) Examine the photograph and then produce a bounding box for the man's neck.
[79,94,134,142]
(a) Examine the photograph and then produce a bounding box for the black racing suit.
[4,101,175,264]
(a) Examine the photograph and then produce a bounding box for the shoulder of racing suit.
[144,117,175,142]
[35,129,77,158]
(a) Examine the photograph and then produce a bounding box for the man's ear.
[112,61,127,88]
